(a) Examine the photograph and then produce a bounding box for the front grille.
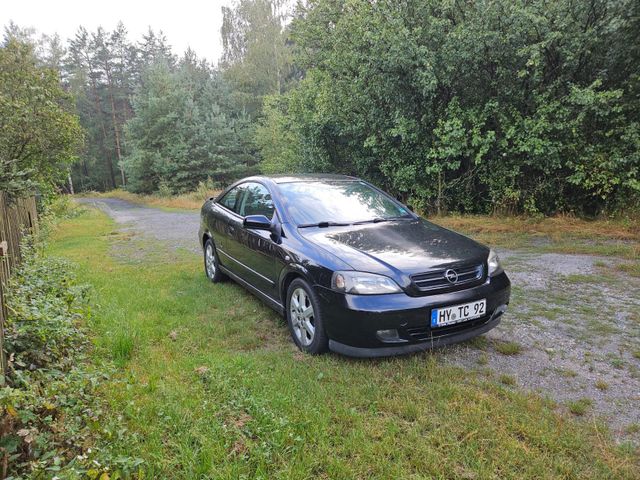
[411,263,485,294]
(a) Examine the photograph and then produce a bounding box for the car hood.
[299,219,489,279]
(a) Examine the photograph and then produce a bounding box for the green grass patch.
[45,208,640,478]
[616,262,640,278]
[499,374,517,386]
[563,273,601,284]
[567,398,593,416]
[626,424,640,435]
[494,341,523,356]
[112,327,137,366]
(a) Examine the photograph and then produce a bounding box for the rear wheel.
[203,238,225,283]
[286,278,328,354]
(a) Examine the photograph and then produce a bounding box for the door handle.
[227,224,235,234]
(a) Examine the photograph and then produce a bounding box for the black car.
[199,175,510,357]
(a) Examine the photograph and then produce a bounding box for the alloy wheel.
[205,243,216,278]
[290,287,315,346]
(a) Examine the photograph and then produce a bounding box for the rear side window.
[219,186,241,212]
[237,183,274,218]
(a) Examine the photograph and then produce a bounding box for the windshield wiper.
[298,221,352,228]
[353,215,412,225]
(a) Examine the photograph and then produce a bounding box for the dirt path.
[78,197,640,442]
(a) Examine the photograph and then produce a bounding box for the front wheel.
[203,238,225,283]
[286,278,328,354]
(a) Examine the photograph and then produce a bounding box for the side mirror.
[243,215,272,230]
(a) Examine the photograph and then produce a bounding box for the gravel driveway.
[79,197,640,442]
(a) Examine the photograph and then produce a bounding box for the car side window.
[237,183,274,219]
[219,186,241,213]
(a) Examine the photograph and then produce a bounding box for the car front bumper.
[316,272,511,358]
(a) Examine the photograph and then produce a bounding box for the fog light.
[376,329,406,343]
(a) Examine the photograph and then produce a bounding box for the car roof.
[263,174,358,184]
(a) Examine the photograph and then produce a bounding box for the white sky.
[1,0,235,64]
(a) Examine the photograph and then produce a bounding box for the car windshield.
[278,180,411,226]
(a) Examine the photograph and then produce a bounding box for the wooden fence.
[0,193,39,380]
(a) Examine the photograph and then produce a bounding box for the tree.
[65,24,161,191]
[123,53,257,193]
[221,0,295,115]
[0,39,83,198]
[66,27,117,190]
[261,0,640,215]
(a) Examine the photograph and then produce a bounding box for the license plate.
[431,299,486,327]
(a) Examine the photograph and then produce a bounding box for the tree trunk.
[67,171,75,195]
[105,65,126,187]
[437,171,443,216]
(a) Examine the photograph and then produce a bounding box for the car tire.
[286,278,328,355]
[203,238,225,283]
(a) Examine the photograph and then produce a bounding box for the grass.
[494,341,523,356]
[567,398,594,416]
[432,214,640,259]
[627,424,640,435]
[112,327,137,367]
[616,262,640,278]
[499,374,517,386]
[46,207,640,478]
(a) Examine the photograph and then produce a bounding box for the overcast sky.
[2,0,234,64]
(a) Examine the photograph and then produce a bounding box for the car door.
[212,185,244,270]
[232,182,279,296]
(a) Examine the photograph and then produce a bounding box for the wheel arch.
[202,231,213,249]
[279,266,312,315]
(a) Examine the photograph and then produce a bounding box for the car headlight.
[331,271,402,295]
[487,249,503,276]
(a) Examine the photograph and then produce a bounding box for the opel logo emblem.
[445,269,458,284]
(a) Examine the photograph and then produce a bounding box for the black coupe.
[199,175,510,357]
